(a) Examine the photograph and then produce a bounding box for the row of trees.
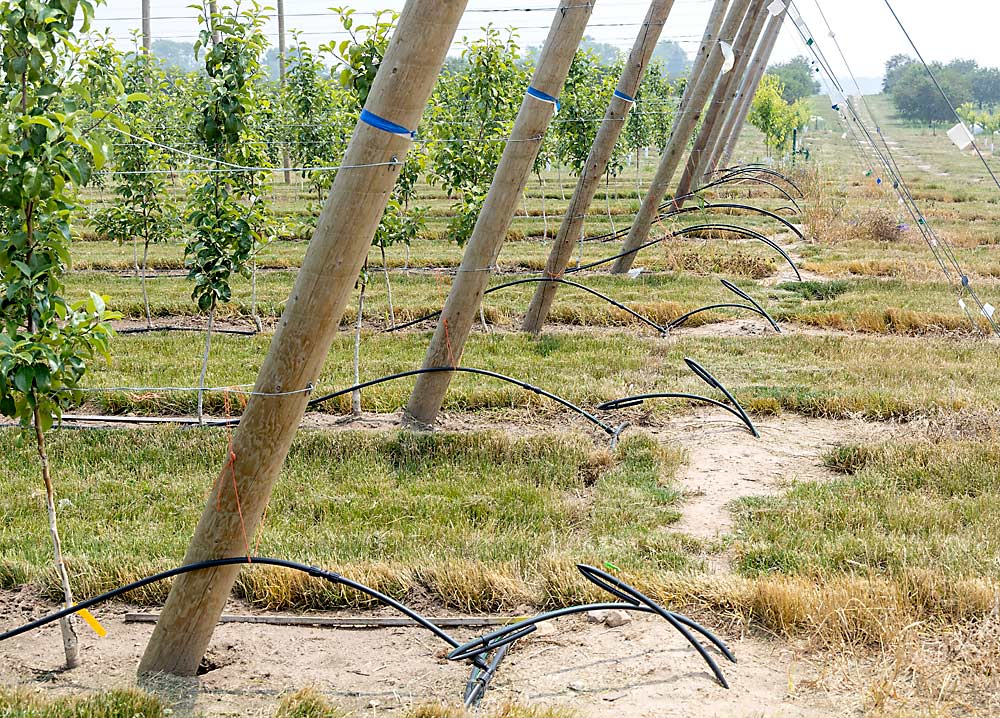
[748,74,811,155]
[885,55,1000,126]
[95,17,685,251]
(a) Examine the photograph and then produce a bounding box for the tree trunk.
[209,2,220,45]
[611,0,748,274]
[405,0,595,427]
[352,275,366,416]
[538,174,548,239]
[380,245,395,328]
[138,0,467,677]
[197,309,214,424]
[35,406,79,669]
[141,238,152,329]
[251,261,262,333]
[521,0,677,334]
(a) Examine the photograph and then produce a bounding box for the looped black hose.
[0,557,487,672]
[598,357,759,437]
[118,326,259,337]
[385,277,667,336]
[671,223,802,281]
[576,566,736,665]
[711,166,805,198]
[491,277,667,333]
[566,222,800,280]
[577,565,736,678]
[697,175,801,213]
[658,203,805,245]
[451,566,736,688]
[306,366,621,437]
[667,276,782,332]
[719,279,781,333]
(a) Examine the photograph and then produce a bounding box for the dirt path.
[0,602,851,718]
[646,410,895,541]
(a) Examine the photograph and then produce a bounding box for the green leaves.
[184,1,272,316]
[0,0,118,436]
[749,75,809,155]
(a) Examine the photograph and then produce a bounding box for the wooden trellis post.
[674,0,769,199]
[278,0,292,184]
[611,0,752,274]
[141,0,151,52]
[521,0,677,336]
[713,4,788,170]
[404,0,596,427]
[137,0,469,677]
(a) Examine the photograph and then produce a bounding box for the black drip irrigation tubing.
[710,166,805,198]
[385,276,669,335]
[0,557,482,664]
[1,559,734,698]
[449,564,735,689]
[569,223,801,281]
[598,357,759,438]
[52,367,629,440]
[118,325,259,337]
[581,201,806,246]
[0,557,493,707]
[697,175,801,212]
[655,203,806,245]
[387,223,799,335]
[667,279,782,333]
[307,366,627,441]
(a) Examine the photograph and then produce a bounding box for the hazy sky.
[92,1,999,80]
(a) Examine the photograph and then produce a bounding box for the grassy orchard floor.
[3,99,1000,716]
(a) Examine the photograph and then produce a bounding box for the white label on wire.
[627,268,644,280]
[767,0,786,16]
[947,122,974,151]
[983,303,995,319]
[720,41,735,74]
[958,299,967,311]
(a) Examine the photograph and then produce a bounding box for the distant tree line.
[765,56,820,103]
[884,55,1000,126]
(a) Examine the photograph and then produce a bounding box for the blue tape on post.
[613,89,635,103]
[360,109,416,139]
[526,86,561,112]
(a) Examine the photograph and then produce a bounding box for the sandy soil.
[0,601,852,718]
[645,409,895,540]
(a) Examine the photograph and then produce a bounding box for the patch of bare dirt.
[644,409,898,541]
[0,606,850,717]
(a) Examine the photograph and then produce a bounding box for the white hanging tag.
[983,303,995,319]
[720,41,735,74]
[947,122,974,151]
[958,299,967,310]
[627,268,644,280]
[767,0,786,16]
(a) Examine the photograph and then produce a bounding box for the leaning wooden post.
[141,0,151,52]
[714,3,788,170]
[674,0,769,199]
[610,0,748,274]
[138,0,468,677]
[404,0,596,427]
[278,0,292,184]
[521,0,676,335]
